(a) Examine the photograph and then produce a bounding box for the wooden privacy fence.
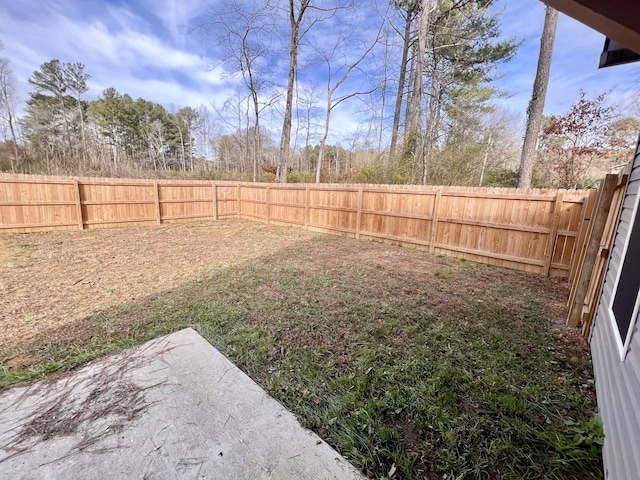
[237,183,588,277]
[0,174,239,230]
[566,170,629,337]
[1,173,592,278]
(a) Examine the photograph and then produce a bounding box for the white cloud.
[137,0,210,46]
[0,0,236,112]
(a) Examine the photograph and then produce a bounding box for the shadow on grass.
[0,230,602,480]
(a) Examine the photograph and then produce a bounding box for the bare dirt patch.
[0,220,305,354]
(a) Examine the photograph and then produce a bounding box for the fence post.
[567,174,618,327]
[304,185,310,230]
[73,180,84,230]
[429,190,441,253]
[236,183,241,219]
[212,183,218,221]
[266,185,271,224]
[543,190,564,275]
[153,181,161,225]
[355,186,363,239]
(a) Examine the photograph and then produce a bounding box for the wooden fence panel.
[238,184,267,221]
[0,178,78,232]
[79,181,156,229]
[0,174,596,279]
[431,191,556,274]
[569,189,599,286]
[551,193,588,276]
[359,189,435,248]
[308,187,359,236]
[215,183,238,218]
[269,186,306,227]
[158,183,214,223]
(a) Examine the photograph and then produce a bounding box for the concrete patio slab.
[0,328,364,480]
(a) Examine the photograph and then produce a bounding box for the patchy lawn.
[0,219,602,479]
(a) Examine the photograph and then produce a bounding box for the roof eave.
[541,0,640,53]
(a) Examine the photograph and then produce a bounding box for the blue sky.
[492,0,638,115]
[0,0,638,142]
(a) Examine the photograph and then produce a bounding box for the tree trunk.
[76,94,87,169]
[179,127,186,171]
[112,140,118,171]
[1,88,19,170]
[403,50,415,149]
[316,95,331,184]
[57,97,75,170]
[389,5,414,160]
[278,36,296,183]
[377,28,390,157]
[251,90,260,183]
[479,130,493,187]
[422,54,440,185]
[517,6,558,188]
[279,1,307,184]
[408,0,430,140]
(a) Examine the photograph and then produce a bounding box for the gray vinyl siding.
[591,145,640,480]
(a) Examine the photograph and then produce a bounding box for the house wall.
[591,144,640,479]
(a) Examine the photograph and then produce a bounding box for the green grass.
[13,242,37,257]
[0,235,602,479]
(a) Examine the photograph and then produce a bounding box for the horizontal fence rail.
[0,173,592,277]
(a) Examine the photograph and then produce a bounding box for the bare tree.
[292,82,322,172]
[196,0,276,181]
[64,62,90,168]
[277,0,354,183]
[375,26,393,156]
[195,104,215,163]
[407,0,431,138]
[277,0,312,183]
[211,89,253,173]
[388,1,418,160]
[0,47,20,171]
[145,119,167,171]
[168,106,186,171]
[517,6,558,188]
[313,13,385,183]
